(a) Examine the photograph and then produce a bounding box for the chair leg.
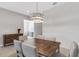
[16,50,24,57]
[17,55,19,57]
[22,53,25,57]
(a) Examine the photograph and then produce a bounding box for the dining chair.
[19,35,27,41]
[68,41,79,57]
[45,37,56,41]
[53,41,79,57]
[14,40,24,57]
[22,43,36,57]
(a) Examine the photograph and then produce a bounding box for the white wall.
[0,8,26,46]
[43,2,79,49]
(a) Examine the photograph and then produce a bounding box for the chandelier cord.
[36,2,38,13]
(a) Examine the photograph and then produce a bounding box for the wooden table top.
[35,38,60,57]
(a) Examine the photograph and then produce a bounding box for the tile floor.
[0,45,16,57]
[0,45,69,57]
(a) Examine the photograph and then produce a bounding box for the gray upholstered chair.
[22,43,36,57]
[19,35,27,41]
[14,40,24,57]
[68,41,79,57]
[53,41,79,57]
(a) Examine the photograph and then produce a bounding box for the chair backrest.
[22,43,36,57]
[45,37,56,41]
[14,40,22,51]
[35,35,45,39]
[19,35,27,41]
[14,40,24,57]
[68,41,78,57]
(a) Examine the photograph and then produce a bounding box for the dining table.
[22,36,60,57]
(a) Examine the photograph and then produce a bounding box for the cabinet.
[3,33,23,46]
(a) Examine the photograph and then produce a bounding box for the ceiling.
[0,2,64,16]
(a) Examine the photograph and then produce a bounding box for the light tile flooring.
[0,45,69,57]
[0,45,17,57]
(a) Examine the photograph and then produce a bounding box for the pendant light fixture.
[31,2,44,23]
